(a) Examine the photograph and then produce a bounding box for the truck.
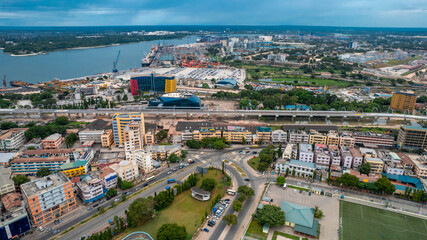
[167,179,176,184]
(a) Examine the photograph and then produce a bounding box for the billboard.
[227,126,245,132]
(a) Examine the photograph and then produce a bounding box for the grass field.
[244,219,268,240]
[247,157,260,171]
[117,169,229,240]
[340,201,427,240]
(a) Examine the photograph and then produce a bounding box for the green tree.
[36,167,51,177]
[126,197,155,227]
[232,200,242,212]
[201,178,216,191]
[186,140,201,149]
[285,168,289,176]
[237,185,255,199]
[123,94,128,101]
[12,175,30,186]
[213,140,227,149]
[336,173,359,188]
[106,188,118,199]
[277,144,283,158]
[292,169,296,177]
[65,132,78,148]
[156,129,168,142]
[157,223,187,240]
[0,122,18,130]
[154,190,174,210]
[223,214,238,225]
[256,205,285,227]
[375,176,396,195]
[241,137,246,145]
[55,116,69,125]
[313,206,324,219]
[276,176,286,186]
[168,153,180,163]
[359,162,371,175]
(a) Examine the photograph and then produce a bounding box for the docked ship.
[141,44,159,67]
[10,80,33,87]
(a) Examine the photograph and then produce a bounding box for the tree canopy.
[359,162,371,175]
[375,176,396,195]
[126,197,155,228]
[256,205,285,227]
[168,153,180,163]
[12,175,30,186]
[36,167,51,178]
[223,214,238,225]
[201,178,216,191]
[157,223,187,240]
[237,185,255,200]
[232,200,242,212]
[336,173,359,188]
[276,176,286,186]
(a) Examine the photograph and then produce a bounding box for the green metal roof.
[294,219,319,237]
[60,161,87,170]
[402,125,427,131]
[280,201,314,228]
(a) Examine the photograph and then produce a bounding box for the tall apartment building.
[390,91,417,112]
[130,73,177,95]
[41,133,64,149]
[271,129,287,144]
[299,144,314,163]
[326,131,340,145]
[256,127,272,144]
[101,129,114,148]
[288,130,309,144]
[365,158,384,174]
[314,144,330,168]
[309,130,327,145]
[21,172,76,226]
[76,176,104,203]
[124,123,144,159]
[112,113,145,147]
[397,125,427,150]
[349,148,363,168]
[0,128,27,151]
[340,146,353,168]
[329,145,341,166]
[354,132,394,148]
[339,132,355,148]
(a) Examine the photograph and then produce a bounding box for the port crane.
[112,51,121,73]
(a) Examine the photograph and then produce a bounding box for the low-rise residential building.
[0,128,27,151]
[78,130,105,144]
[360,147,377,158]
[271,129,287,144]
[314,144,330,168]
[365,157,384,174]
[1,192,21,211]
[145,144,181,162]
[181,130,193,141]
[299,143,314,163]
[129,150,153,174]
[339,132,355,148]
[192,128,222,141]
[23,138,43,150]
[309,130,327,145]
[223,127,252,144]
[288,130,309,144]
[329,145,341,166]
[21,172,76,226]
[76,175,104,203]
[396,152,414,172]
[110,160,139,182]
[97,166,118,189]
[256,127,271,144]
[144,131,155,145]
[0,168,15,196]
[397,125,427,150]
[275,159,316,178]
[282,144,297,160]
[11,157,68,174]
[340,146,353,169]
[41,133,65,149]
[354,132,394,148]
[326,131,340,145]
[384,161,404,175]
[101,129,114,148]
[408,155,427,178]
[349,148,363,168]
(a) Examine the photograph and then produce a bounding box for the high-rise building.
[112,113,145,147]
[390,91,417,112]
[397,125,427,149]
[124,123,144,155]
[130,73,176,95]
[21,172,76,226]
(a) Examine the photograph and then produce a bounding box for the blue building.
[149,93,201,109]
[215,79,238,88]
[130,73,176,95]
[0,208,31,240]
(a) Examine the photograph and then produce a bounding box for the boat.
[141,44,159,67]
[10,80,33,87]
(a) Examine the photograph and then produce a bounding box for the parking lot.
[197,197,234,239]
[264,184,340,240]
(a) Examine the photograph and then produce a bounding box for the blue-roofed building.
[149,92,201,109]
[0,208,31,240]
[215,79,238,88]
[275,159,316,178]
[383,173,425,195]
[280,201,319,237]
[285,105,310,111]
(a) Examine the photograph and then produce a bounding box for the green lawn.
[273,77,354,87]
[117,169,229,239]
[272,231,300,240]
[244,219,268,240]
[340,201,427,240]
[248,157,260,171]
[230,163,247,177]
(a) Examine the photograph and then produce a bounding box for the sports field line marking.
[361,216,427,236]
[360,206,364,220]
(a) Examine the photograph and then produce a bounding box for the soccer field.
[340,201,427,240]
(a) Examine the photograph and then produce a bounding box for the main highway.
[1,107,426,120]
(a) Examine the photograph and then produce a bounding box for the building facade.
[0,128,27,151]
[112,113,145,147]
[397,125,427,150]
[41,133,65,149]
[271,130,287,144]
[110,160,139,182]
[354,132,394,148]
[130,73,177,95]
[0,168,15,196]
[101,129,114,148]
[289,130,309,144]
[275,159,316,178]
[390,91,417,112]
[299,144,314,163]
[76,176,104,203]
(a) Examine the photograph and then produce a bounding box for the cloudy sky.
[1,0,427,27]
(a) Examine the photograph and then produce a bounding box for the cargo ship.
[141,44,159,67]
[10,80,33,87]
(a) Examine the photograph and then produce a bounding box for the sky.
[1,0,427,27]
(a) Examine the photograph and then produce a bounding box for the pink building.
[42,133,65,149]
[349,148,363,168]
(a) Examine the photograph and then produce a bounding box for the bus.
[146,176,156,182]
[251,145,259,148]
[167,179,176,183]
[226,189,236,196]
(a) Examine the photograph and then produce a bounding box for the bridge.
[0,107,426,122]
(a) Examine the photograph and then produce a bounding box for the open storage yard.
[340,201,427,240]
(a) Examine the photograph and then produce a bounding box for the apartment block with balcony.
[408,155,427,178]
[299,144,314,163]
[271,129,287,144]
[397,125,427,150]
[110,160,139,182]
[223,128,253,144]
[144,131,155,145]
[349,148,363,168]
[256,127,271,144]
[76,176,104,203]
[288,130,309,144]
[326,131,340,145]
[101,129,114,148]
[309,130,327,145]
[21,172,76,226]
[124,123,144,160]
[340,146,353,168]
[339,131,355,148]
[365,158,384,174]
[314,144,330,168]
[41,133,65,150]
[275,159,316,178]
[146,144,181,162]
[0,128,28,151]
[192,128,222,141]
[390,91,417,112]
[329,145,341,166]
[97,166,118,189]
[282,144,297,160]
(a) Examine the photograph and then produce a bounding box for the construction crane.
[112,51,121,73]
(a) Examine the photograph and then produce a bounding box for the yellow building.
[101,129,114,148]
[145,131,155,145]
[326,131,340,145]
[309,130,327,145]
[223,130,252,143]
[390,91,417,112]
[112,113,145,146]
[365,158,384,174]
[256,127,271,144]
[60,161,87,177]
[165,78,177,93]
[192,127,222,141]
